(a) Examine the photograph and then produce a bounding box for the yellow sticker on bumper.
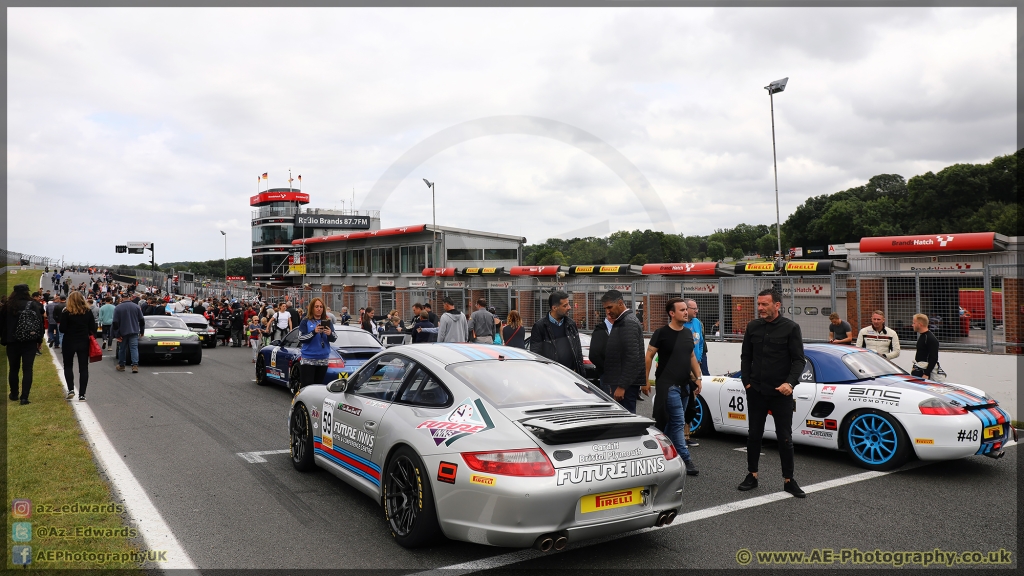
[580,487,643,514]
[157,341,179,346]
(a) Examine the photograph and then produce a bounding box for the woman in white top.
[272,302,292,341]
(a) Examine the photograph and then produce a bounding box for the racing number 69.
[728,396,745,412]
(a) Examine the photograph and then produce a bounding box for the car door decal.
[321,399,334,450]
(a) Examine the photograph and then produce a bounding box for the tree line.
[524,149,1019,265]
[134,257,254,280]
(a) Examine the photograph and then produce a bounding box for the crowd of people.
[3,270,946,498]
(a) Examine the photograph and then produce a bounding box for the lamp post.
[423,179,438,299]
[764,77,788,269]
[220,230,227,286]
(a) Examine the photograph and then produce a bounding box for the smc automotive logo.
[848,387,901,405]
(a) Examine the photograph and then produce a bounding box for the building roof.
[292,224,526,246]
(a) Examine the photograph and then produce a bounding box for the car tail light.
[919,397,967,415]
[205,328,216,334]
[653,432,678,460]
[461,449,555,477]
[583,358,594,366]
[328,358,346,369]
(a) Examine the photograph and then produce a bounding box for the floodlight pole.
[770,90,783,268]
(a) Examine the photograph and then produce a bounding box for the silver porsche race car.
[288,343,685,550]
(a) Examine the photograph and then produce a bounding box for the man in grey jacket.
[601,290,646,414]
[112,297,146,373]
[437,297,468,343]
[469,298,494,343]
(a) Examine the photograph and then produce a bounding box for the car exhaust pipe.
[984,450,1005,460]
[655,512,668,527]
[534,535,554,552]
[553,536,568,551]
[664,510,677,525]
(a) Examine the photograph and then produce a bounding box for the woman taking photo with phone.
[297,297,337,389]
[58,291,97,401]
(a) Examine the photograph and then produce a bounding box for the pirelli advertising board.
[784,261,835,273]
[734,262,777,274]
[568,265,628,274]
[460,267,504,275]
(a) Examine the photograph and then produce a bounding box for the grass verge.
[4,269,144,571]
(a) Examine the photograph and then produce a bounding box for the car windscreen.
[145,317,189,330]
[447,360,612,408]
[177,315,207,325]
[842,351,907,379]
[332,329,383,348]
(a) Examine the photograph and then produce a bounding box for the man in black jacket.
[588,310,613,394]
[229,307,245,347]
[911,313,940,379]
[528,291,585,377]
[600,290,645,414]
[739,288,806,498]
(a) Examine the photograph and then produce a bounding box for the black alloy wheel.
[288,365,302,396]
[255,356,268,386]
[383,447,441,548]
[290,403,315,471]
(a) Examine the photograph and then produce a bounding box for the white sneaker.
[66,391,75,399]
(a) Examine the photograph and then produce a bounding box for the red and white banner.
[640,262,719,276]
[420,267,456,277]
[859,232,996,254]
[509,266,561,276]
[250,191,310,206]
[295,224,428,245]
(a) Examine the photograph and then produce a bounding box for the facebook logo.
[12,546,32,565]
[11,522,31,542]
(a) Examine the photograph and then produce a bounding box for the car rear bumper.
[428,455,685,548]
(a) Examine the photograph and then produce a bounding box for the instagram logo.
[12,499,31,518]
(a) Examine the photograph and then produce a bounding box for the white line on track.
[48,344,198,572]
[405,460,955,576]
[237,449,291,463]
[151,372,193,375]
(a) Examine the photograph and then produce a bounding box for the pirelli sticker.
[463,268,480,274]
[744,263,776,272]
[482,267,497,274]
[570,265,624,274]
[785,261,820,272]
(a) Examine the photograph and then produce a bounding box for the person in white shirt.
[855,310,901,360]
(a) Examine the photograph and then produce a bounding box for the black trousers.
[7,341,38,400]
[299,364,329,388]
[746,387,796,479]
[62,339,90,397]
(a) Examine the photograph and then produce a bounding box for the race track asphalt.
[36,272,1021,570]
[68,341,1017,571]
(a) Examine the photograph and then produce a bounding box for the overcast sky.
[7,7,1016,265]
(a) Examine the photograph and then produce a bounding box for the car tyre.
[383,446,441,548]
[255,356,269,386]
[289,403,316,471]
[187,348,202,365]
[288,365,302,396]
[844,410,911,471]
[689,394,714,437]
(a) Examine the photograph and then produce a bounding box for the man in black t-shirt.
[644,298,701,476]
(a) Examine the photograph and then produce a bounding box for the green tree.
[629,253,648,266]
[538,250,567,266]
[731,248,745,261]
[706,241,726,262]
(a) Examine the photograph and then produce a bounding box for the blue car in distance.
[256,324,383,395]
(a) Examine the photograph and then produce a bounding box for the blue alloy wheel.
[845,411,910,471]
[689,395,713,436]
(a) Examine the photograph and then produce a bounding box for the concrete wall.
[696,342,1017,420]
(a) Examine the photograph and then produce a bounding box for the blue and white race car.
[689,344,1015,470]
[256,324,383,395]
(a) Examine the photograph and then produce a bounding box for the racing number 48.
[729,396,745,412]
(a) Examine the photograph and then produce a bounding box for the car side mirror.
[270,339,281,347]
[327,374,349,394]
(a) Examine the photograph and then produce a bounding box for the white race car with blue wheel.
[687,344,1015,470]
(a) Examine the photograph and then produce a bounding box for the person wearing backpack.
[58,292,97,401]
[1,284,46,404]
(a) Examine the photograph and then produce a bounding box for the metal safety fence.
[174,263,1021,353]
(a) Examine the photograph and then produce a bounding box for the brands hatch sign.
[294,215,371,229]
